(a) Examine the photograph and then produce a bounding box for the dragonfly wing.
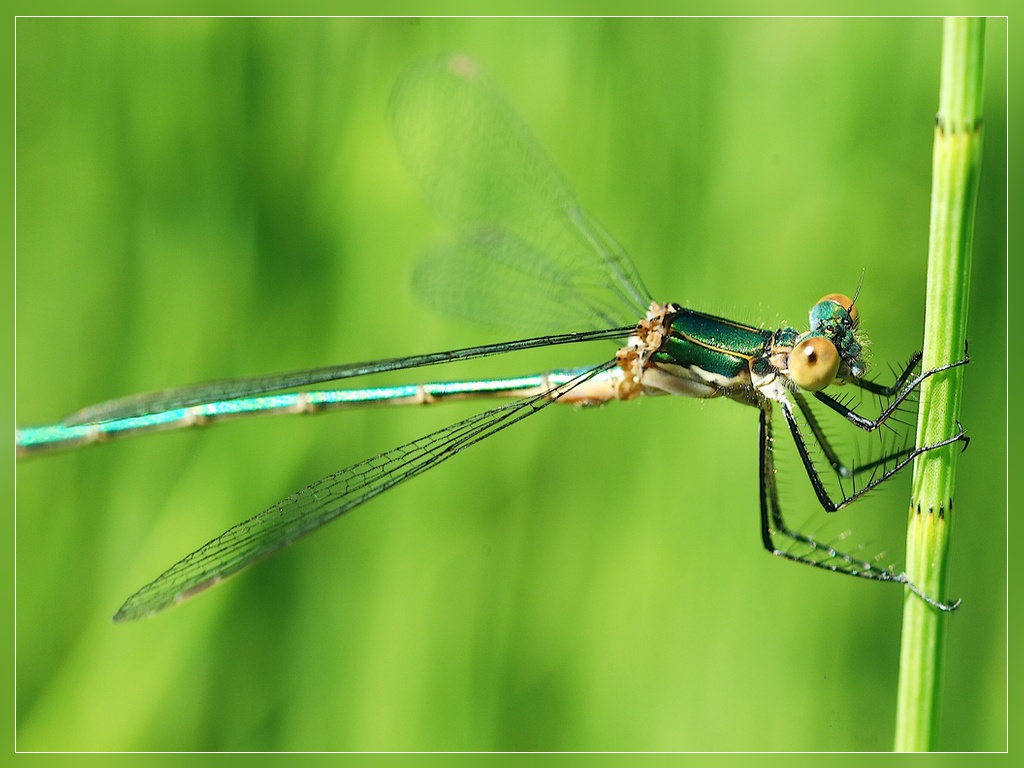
[412,223,638,334]
[114,362,616,620]
[390,53,652,334]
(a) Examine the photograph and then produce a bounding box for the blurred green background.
[14,18,1005,751]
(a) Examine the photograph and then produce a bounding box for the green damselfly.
[16,54,968,621]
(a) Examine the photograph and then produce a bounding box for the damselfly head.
[808,293,867,380]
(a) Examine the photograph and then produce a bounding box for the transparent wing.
[114,362,616,620]
[390,53,652,334]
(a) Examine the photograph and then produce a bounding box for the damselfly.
[15,54,968,621]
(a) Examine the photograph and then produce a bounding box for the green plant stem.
[893,17,985,753]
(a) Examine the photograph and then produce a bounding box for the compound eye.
[790,336,840,391]
[818,292,859,326]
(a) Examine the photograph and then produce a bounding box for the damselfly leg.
[760,352,970,611]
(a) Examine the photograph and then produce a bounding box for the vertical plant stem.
[893,17,985,752]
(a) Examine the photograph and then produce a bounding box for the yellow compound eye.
[818,292,859,326]
[790,336,840,391]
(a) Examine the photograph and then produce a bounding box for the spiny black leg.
[813,352,970,432]
[791,390,918,484]
[849,352,922,398]
[759,403,892,573]
[758,403,778,551]
[757,403,961,611]
[780,399,967,512]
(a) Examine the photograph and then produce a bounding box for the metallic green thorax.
[654,308,773,382]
